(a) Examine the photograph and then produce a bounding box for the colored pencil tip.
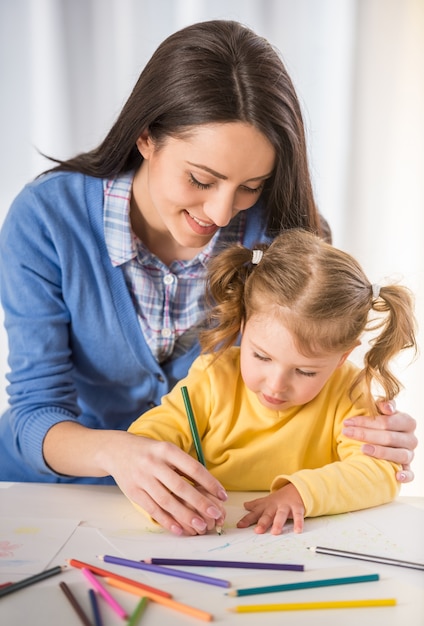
[216,526,223,535]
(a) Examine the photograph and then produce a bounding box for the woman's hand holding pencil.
[181,385,225,535]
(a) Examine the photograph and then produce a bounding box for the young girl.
[128,229,416,535]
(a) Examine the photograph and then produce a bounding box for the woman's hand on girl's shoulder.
[343,400,417,482]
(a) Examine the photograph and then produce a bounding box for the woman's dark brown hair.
[45,20,323,237]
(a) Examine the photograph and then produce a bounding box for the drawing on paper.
[0,517,80,576]
[0,540,23,558]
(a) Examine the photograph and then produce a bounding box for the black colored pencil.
[0,565,66,598]
[308,546,424,571]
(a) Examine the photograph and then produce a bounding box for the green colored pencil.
[127,597,148,626]
[181,386,206,466]
[180,385,222,535]
[228,573,380,597]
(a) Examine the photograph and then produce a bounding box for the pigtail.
[200,244,267,356]
[351,284,417,412]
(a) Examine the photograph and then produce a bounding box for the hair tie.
[251,249,263,265]
[371,283,381,300]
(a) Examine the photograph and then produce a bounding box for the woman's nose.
[204,192,236,227]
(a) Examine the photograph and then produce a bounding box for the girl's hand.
[342,400,417,482]
[237,483,305,535]
[100,433,227,536]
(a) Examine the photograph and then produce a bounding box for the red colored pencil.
[67,558,171,598]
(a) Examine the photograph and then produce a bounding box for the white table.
[0,483,423,625]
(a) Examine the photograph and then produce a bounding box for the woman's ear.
[136,131,155,159]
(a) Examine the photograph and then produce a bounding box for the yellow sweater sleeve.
[271,371,401,517]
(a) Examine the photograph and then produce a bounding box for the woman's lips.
[185,211,219,236]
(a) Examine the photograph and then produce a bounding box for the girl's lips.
[262,393,287,406]
[184,210,218,236]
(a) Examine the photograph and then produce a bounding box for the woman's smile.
[184,210,219,236]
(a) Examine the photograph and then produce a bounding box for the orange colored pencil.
[67,558,171,598]
[105,576,213,622]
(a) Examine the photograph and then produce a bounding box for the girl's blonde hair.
[201,229,417,413]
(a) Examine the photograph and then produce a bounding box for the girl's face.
[132,122,275,260]
[240,313,351,411]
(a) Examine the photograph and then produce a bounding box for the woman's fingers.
[343,407,418,471]
[115,437,227,535]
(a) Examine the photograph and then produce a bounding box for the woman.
[0,20,416,536]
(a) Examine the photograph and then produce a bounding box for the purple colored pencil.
[98,555,231,588]
[145,558,304,572]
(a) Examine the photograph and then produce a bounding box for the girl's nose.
[267,371,290,394]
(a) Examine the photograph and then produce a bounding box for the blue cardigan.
[0,172,270,482]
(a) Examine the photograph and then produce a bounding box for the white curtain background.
[0,0,422,495]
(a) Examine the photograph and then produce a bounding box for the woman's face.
[133,122,275,257]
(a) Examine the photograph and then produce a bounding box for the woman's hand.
[43,423,227,536]
[105,433,227,536]
[237,483,305,535]
[342,400,418,483]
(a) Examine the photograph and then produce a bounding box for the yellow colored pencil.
[105,576,213,622]
[229,598,397,612]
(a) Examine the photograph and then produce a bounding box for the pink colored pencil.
[81,567,128,620]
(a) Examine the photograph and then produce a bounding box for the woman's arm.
[342,400,417,482]
[43,421,227,535]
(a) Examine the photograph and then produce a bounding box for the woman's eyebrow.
[186,161,272,182]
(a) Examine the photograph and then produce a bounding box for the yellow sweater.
[128,347,400,517]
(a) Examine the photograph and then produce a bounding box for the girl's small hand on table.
[237,483,305,535]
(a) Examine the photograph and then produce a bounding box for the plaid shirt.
[104,173,245,363]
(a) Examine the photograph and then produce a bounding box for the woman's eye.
[189,174,212,190]
[241,183,264,195]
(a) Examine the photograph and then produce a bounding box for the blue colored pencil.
[88,589,103,626]
[145,558,304,571]
[98,555,231,588]
[228,573,380,597]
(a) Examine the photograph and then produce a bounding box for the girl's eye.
[297,369,317,377]
[253,352,269,362]
[189,174,212,190]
